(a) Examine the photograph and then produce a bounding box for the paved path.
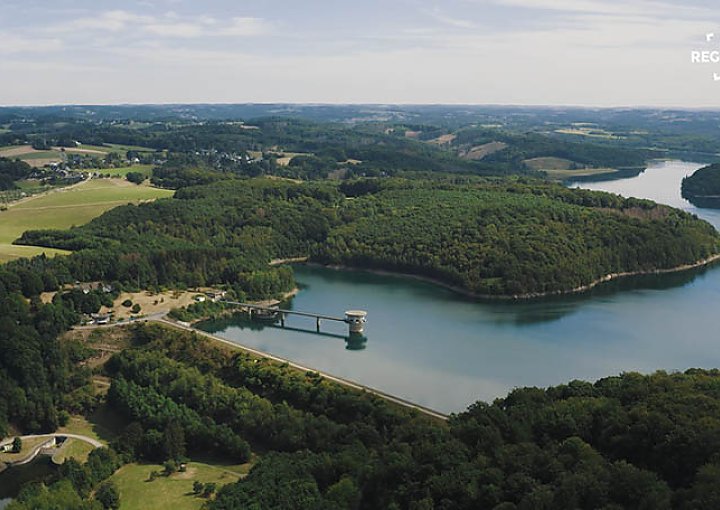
[0,433,103,449]
[0,433,102,467]
[4,175,91,210]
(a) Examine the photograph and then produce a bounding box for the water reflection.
[199,312,368,348]
[0,457,57,500]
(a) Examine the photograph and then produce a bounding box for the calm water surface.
[200,161,720,414]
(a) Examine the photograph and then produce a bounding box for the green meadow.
[0,178,173,262]
[110,461,249,510]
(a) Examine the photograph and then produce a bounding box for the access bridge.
[220,300,367,335]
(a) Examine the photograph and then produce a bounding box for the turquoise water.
[199,161,720,414]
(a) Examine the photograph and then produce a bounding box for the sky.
[1,0,720,107]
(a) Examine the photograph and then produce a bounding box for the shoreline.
[305,253,720,300]
[185,287,300,325]
[153,319,449,421]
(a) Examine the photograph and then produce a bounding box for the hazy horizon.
[3,0,720,107]
[3,101,720,111]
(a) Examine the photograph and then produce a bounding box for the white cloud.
[217,17,269,37]
[425,8,475,29]
[62,10,153,32]
[45,10,268,39]
[144,22,204,37]
[0,34,63,54]
[483,0,714,19]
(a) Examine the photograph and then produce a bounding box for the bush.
[126,172,146,185]
[131,304,141,314]
[203,482,217,498]
[121,299,133,308]
[163,460,178,476]
[96,481,120,510]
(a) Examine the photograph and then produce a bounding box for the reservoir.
[199,160,720,414]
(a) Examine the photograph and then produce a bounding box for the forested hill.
[682,163,720,208]
[19,323,720,509]
[17,176,720,297]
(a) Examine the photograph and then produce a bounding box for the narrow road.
[0,433,103,467]
[4,174,92,210]
[0,433,103,449]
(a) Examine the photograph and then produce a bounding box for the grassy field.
[462,141,508,160]
[524,156,576,171]
[52,439,96,464]
[106,143,157,154]
[111,461,247,510]
[16,150,62,160]
[554,127,623,139]
[0,143,155,168]
[99,164,154,178]
[56,406,123,445]
[523,156,620,180]
[0,437,49,464]
[0,178,173,262]
[543,167,618,179]
[0,145,64,167]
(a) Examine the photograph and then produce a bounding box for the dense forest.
[17,176,720,297]
[0,158,31,190]
[317,179,720,296]
[14,324,720,509]
[443,128,650,170]
[682,163,720,208]
[0,257,100,437]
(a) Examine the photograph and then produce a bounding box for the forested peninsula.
[682,163,720,208]
[17,176,720,298]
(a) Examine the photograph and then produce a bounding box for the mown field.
[110,461,249,510]
[99,164,154,178]
[0,178,173,262]
[51,439,95,464]
[0,143,156,168]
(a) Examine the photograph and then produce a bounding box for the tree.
[325,477,361,510]
[163,420,186,461]
[203,482,217,498]
[12,436,22,453]
[96,481,120,510]
[193,481,204,495]
[118,422,144,458]
[126,172,146,185]
[163,459,178,476]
